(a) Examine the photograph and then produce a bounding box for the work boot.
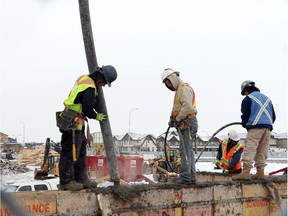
[252,167,265,180]
[58,181,83,191]
[232,165,251,180]
[77,178,97,188]
[173,178,196,185]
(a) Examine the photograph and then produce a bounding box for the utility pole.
[78,0,120,185]
[128,108,139,150]
[20,121,25,145]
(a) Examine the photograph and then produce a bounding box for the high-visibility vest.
[171,83,197,118]
[221,139,244,173]
[64,75,96,130]
[247,91,274,127]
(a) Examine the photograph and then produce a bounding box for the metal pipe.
[78,0,120,185]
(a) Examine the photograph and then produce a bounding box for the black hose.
[164,126,179,173]
[195,122,242,163]
[164,122,242,171]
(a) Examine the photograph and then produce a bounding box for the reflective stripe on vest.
[221,139,243,173]
[171,83,197,118]
[248,94,273,125]
[64,75,96,130]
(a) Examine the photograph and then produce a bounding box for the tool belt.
[179,116,192,130]
[56,108,79,131]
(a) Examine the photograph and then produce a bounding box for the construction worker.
[161,68,198,184]
[233,80,276,181]
[215,130,244,174]
[57,65,117,190]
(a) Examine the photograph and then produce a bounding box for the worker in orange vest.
[161,68,198,184]
[215,130,244,174]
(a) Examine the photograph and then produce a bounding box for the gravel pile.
[0,158,31,175]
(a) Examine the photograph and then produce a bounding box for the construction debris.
[0,158,31,175]
[13,145,58,166]
[0,144,60,175]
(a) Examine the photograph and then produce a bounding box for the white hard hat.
[241,80,255,95]
[228,130,239,141]
[161,68,179,83]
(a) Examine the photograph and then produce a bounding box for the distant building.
[86,130,286,156]
[0,143,23,153]
[89,132,105,155]
[275,133,288,149]
[113,133,157,153]
[0,132,9,144]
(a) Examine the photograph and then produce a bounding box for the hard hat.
[100,65,118,87]
[228,130,239,141]
[161,68,179,83]
[241,80,255,95]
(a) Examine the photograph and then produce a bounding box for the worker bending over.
[56,65,117,190]
[215,130,244,174]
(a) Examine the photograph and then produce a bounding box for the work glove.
[223,169,229,174]
[96,113,106,122]
[215,159,220,167]
[172,121,180,128]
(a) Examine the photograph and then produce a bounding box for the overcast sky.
[1,0,287,143]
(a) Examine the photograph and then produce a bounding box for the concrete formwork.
[1,173,287,216]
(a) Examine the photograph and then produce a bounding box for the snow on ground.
[0,162,287,188]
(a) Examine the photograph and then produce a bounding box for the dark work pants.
[59,130,88,184]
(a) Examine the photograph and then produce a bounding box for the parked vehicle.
[3,178,58,192]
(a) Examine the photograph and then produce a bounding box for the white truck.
[2,178,59,192]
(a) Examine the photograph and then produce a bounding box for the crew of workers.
[56,66,276,189]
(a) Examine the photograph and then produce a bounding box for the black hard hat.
[100,65,118,87]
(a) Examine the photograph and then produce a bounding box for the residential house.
[114,133,157,153]
[137,134,157,152]
[156,130,180,151]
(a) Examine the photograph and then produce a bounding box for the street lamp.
[128,108,139,148]
[20,121,25,145]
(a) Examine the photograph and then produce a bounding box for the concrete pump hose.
[195,122,242,163]
[164,126,175,172]
[164,126,190,175]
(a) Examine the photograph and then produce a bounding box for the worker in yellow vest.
[215,130,244,174]
[56,65,117,190]
[161,68,198,185]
